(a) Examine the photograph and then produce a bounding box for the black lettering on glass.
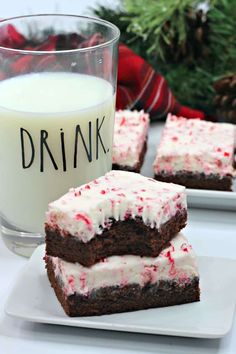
[20,128,35,169]
[40,130,58,172]
[74,122,92,167]
[96,116,106,160]
[60,128,67,172]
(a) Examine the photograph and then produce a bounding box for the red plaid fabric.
[117,44,205,119]
[0,23,205,119]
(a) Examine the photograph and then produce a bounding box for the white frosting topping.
[46,170,186,243]
[153,114,235,176]
[48,233,198,296]
[113,110,150,167]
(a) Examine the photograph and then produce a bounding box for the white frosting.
[113,110,150,167]
[153,114,235,176]
[48,233,198,296]
[46,170,186,242]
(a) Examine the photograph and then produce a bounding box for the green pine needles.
[125,0,195,61]
[93,0,236,114]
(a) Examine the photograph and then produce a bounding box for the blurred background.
[0,0,118,18]
[1,0,236,122]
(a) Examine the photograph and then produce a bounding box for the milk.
[0,72,115,232]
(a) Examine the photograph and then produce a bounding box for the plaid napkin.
[0,25,205,120]
[117,44,205,120]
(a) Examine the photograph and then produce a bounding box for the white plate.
[186,184,236,211]
[141,122,236,211]
[5,245,236,339]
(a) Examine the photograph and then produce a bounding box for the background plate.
[5,244,236,339]
[141,122,236,211]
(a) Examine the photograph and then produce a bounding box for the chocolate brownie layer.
[155,171,233,191]
[45,209,187,267]
[112,140,147,173]
[46,257,200,317]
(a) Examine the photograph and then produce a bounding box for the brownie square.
[45,171,187,266]
[112,110,149,172]
[153,114,235,191]
[45,233,200,317]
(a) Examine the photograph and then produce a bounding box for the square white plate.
[5,245,236,338]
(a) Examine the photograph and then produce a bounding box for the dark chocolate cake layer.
[154,171,233,191]
[45,209,187,267]
[46,257,200,317]
[112,140,147,173]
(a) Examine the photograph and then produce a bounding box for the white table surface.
[1,208,236,354]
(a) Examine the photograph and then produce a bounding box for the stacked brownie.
[45,170,200,317]
[112,110,149,172]
[153,114,236,191]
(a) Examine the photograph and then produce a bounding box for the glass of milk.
[0,15,120,257]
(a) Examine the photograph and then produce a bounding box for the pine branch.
[92,1,236,112]
[124,0,210,62]
[208,0,236,73]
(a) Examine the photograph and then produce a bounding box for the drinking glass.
[0,14,119,257]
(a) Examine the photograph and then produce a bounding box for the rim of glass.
[0,14,120,54]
